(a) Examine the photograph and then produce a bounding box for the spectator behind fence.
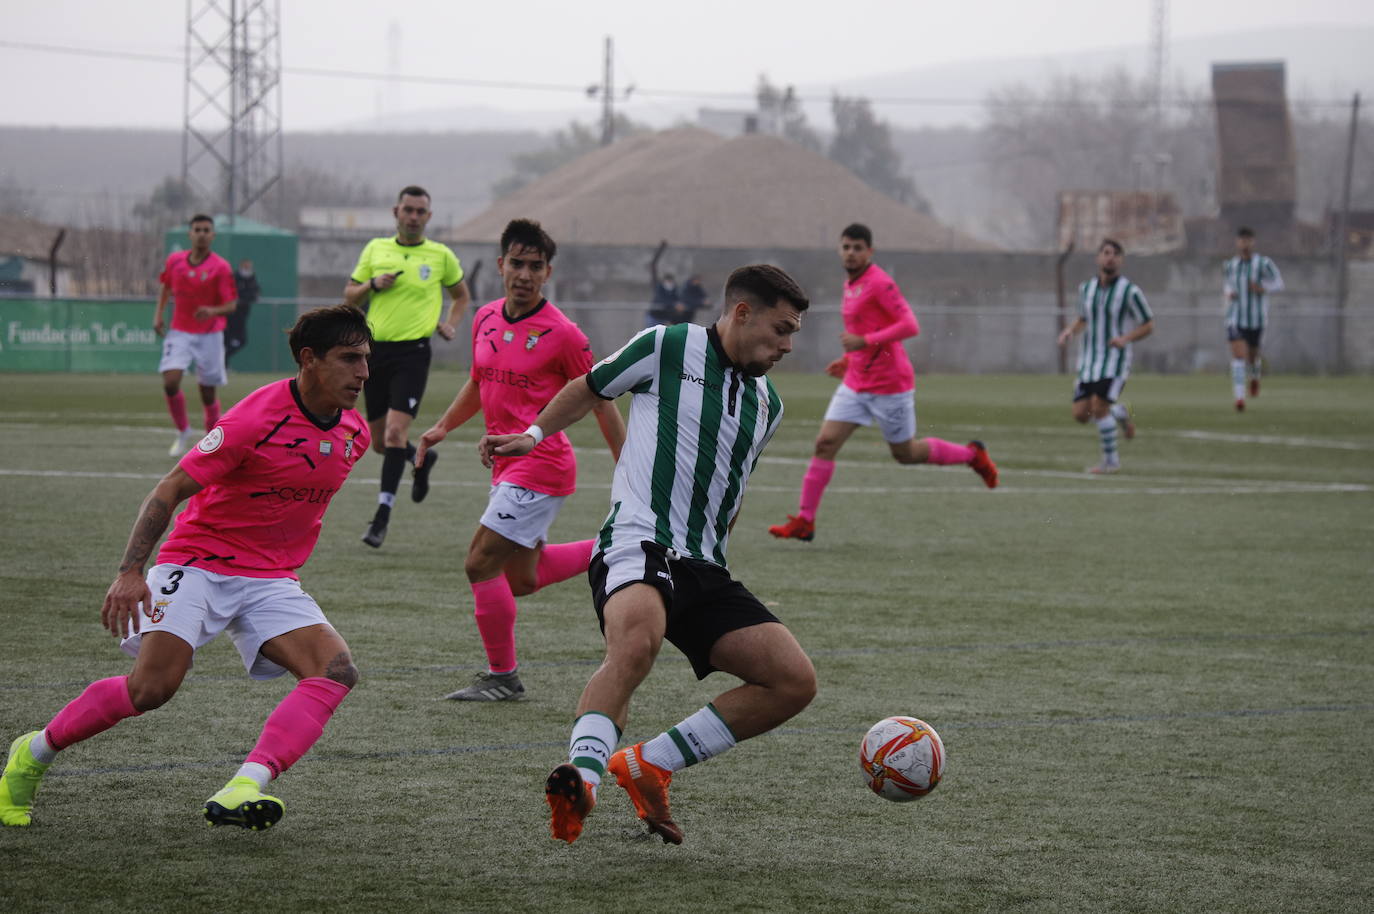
[676,273,710,325]
[225,259,260,366]
[646,240,678,327]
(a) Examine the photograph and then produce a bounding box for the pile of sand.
[453,127,992,251]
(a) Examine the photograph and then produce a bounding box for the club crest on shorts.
[148,599,170,623]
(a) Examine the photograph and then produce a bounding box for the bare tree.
[490,115,649,199]
[981,70,1216,248]
[829,94,931,214]
[756,76,823,151]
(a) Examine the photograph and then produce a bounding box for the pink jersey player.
[470,297,596,496]
[155,216,241,458]
[159,248,237,334]
[768,223,998,544]
[0,306,375,833]
[840,262,919,395]
[417,219,626,702]
[160,377,370,578]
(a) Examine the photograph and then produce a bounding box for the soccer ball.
[859,716,945,801]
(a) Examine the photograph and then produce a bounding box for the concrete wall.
[299,231,1370,374]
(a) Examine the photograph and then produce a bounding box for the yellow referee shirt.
[349,237,464,341]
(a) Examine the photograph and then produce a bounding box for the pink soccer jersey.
[471,298,596,496]
[159,378,370,578]
[160,250,237,334]
[840,263,918,395]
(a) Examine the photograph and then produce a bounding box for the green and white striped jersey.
[586,322,784,567]
[1075,275,1153,383]
[1223,254,1283,330]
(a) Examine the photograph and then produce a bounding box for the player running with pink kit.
[2,305,372,831]
[417,219,625,702]
[156,213,239,457]
[770,223,997,543]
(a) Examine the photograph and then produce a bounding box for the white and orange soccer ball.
[859,716,945,801]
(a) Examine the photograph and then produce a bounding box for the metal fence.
[3,296,1365,376]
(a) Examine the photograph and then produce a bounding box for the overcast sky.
[2,0,1371,131]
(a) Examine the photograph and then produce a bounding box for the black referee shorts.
[364,338,432,421]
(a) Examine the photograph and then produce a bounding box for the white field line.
[944,423,1374,451]
[5,415,1373,452]
[2,466,1367,497]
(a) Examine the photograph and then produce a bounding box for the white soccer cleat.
[169,428,199,457]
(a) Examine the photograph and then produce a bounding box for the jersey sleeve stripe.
[588,327,658,398]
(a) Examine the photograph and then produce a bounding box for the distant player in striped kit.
[1223,226,1283,411]
[768,223,997,544]
[1057,239,1155,474]
[478,265,817,846]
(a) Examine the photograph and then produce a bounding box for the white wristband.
[523,424,545,446]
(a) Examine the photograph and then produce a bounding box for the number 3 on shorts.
[161,569,184,595]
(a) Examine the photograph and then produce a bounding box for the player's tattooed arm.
[103,468,203,637]
[115,468,204,575]
[117,494,173,574]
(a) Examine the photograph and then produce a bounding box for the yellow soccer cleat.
[1,731,51,827]
[203,776,284,831]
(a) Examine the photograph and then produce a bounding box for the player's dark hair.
[840,223,873,246]
[1100,238,1124,255]
[724,264,809,314]
[189,214,214,227]
[1237,226,1255,238]
[397,185,430,203]
[289,305,373,365]
[500,218,557,262]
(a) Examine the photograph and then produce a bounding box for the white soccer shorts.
[822,383,917,443]
[158,329,227,386]
[120,564,330,680]
[478,482,567,549]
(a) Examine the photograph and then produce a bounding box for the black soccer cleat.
[411,449,438,503]
[361,519,388,549]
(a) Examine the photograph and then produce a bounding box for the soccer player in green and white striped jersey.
[1223,226,1283,411]
[477,265,816,846]
[1057,239,1155,474]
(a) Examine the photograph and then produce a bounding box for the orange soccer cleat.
[768,514,815,542]
[967,441,999,489]
[608,744,683,845]
[545,763,596,844]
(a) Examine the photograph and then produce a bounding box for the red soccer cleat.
[608,744,683,845]
[967,440,998,489]
[768,514,815,542]
[1249,378,1260,398]
[1235,399,1245,412]
[545,763,596,844]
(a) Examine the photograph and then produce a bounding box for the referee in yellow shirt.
[344,185,471,548]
